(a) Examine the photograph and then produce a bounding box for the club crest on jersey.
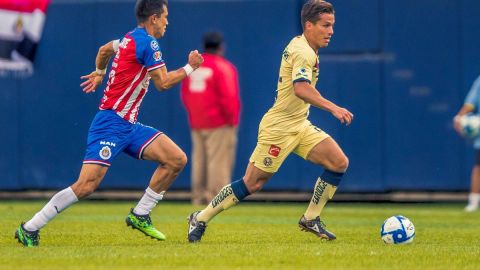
[99,146,112,160]
[151,40,159,51]
[268,145,281,157]
[263,157,273,167]
[153,51,162,61]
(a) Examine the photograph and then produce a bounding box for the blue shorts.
[83,110,162,167]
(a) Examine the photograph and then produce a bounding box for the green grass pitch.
[1,201,479,269]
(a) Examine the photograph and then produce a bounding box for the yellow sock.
[197,184,240,222]
[304,177,337,220]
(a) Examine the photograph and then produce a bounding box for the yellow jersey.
[259,35,319,135]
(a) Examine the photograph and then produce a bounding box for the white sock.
[133,187,165,215]
[468,193,480,206]
[24,187,78,231]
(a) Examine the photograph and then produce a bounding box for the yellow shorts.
[249,123,330,173]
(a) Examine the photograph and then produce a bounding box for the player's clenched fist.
[188,50,204,69]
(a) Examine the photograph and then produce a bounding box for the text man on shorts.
[15,0,203,247]
[187,0,353,242]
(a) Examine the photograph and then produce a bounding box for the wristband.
[96,68,106,76]
[182,64,194,76]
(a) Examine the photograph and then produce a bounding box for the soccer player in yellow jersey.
[188,0,353,242]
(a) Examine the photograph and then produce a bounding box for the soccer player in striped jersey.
[15,0,203,247]
[188,0,353,242]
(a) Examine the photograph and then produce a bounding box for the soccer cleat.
[298,215,336,240]
[187,211,207,243]
[15,223,40,247]
[125,209,166,240]
[464,204,478,212]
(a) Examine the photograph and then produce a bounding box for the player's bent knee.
[177,152,188,168]
[166,151,188,172]
[329,155,349,173]
[337,156,349,172]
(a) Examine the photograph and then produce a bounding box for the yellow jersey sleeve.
[292,51,315,84]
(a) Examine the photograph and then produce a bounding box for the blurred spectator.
[181,31,241,205]
[454,75,480,212]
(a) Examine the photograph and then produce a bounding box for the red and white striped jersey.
[99,27,165,123]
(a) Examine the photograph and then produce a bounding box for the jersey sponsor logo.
[99,146,112,160]
[151,40,159,51]
[263,157,273,167]
[100,141,116,147]
[153,51,162,61]
[211,185,233,208]
[268,145,281,157]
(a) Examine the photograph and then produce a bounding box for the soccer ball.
[459,114,480,138]
[380,215,415,244]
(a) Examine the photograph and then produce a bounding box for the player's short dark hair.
[135,0,168,23]
[301,0,334,30]
[203,31,224,53]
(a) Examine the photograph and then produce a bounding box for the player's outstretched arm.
[80,40,119,93]
[294,81,354,125]
[150,50,203,91]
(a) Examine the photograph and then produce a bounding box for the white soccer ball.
[380,215,415,244]
[459,114,480,138]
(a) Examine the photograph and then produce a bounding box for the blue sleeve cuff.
[293,78,311,84]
